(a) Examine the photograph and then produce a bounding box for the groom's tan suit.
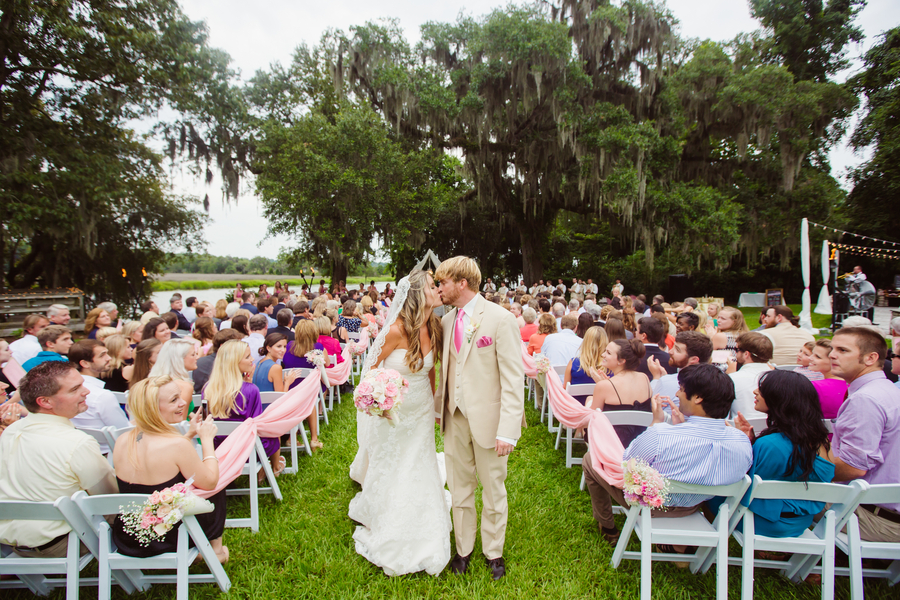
[435,294,525,559]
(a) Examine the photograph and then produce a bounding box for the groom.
[434,256,525,580]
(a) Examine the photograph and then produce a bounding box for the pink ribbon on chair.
[2,358,26,388]
[193,373,322,497]
[522,343,625,487]
[324,345,352,385]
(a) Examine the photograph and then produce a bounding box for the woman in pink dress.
[808,338,847,420]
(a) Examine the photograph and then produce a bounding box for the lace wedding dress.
[348,349,452,576]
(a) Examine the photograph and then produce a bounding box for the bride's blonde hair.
[398,270,443,373]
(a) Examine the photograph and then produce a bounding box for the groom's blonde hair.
[435,256,481,292]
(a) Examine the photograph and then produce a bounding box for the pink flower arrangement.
[348,341,367,357]
[353,368,408,421]
[622,458,671,510]
[534,354,551,375]
[119,480,213,547]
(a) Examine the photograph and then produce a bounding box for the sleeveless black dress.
[103,368,129,393]
[111,473,227,557]
[603,379,653,449]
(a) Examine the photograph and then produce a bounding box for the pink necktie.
[454,309,465,353]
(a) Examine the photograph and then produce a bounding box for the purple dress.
[204,381,279,457]
[282,341,327,392]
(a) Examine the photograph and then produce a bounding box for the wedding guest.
[122,320,143,346]
[828,327,900,543]
[527,313,556,356]
[604,317,629,342]
[0,342,17,393]
[182,296,198,324]
[149,338,199,409]
[214,299,229,323]
[315,317,344,364]
[257,297,278,328]
[251,333,300,392]
[268,308,296,342]
[574,312,594,338]
[192,317,218,356]
[648,330,714,404]
[239,291,259,315]
[112,376,228,562]
[761,306,815,366]
[128,338,162,390]
[582,363,752,547]
[709,307,748,360]
[47,303,72,326]
[160,312,181,339]
[793,341,824,381]
[591,339,652,447]
[205,340,287,471]
[542,313,583,367]
[193,330,244,394]
[168,294,191,331]
[730,370,835,537]
[635,317,675,379]
[9,314,49,366]
[283,320,325,450]
[22,325,73,372]
[0,361,117,557]
[564,326,609,406]
[327,308,348,343]
[101,334,132,393]
[338,300,362,333]
[68,341,129,452]
[675,312,699,333]
[230,314,251,338]
[520,307,538,342]
[728,332,773,420]
[142,317,172,345]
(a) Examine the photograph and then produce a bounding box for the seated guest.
[268,308,296,342]
[592,339,652,447]
[292,300,312,327]
[728,370,835,538]
[793,341,824,381]
[528,313,557,356]
[829,327,900,543]
[675,312,699,334]
[647,331,713,405]
[218,302,240,330]
[728,332,773,420]
[552,302,566,330]
[604,316,629,342]
[239,291,259,315]
[327,308,348,343]
[230,314,251,339]
[283,320,325,450]
[182,296,199,324]
[272,293,290,316]
[204,340,286,473]
[651,304,676,342]
[100,334,132,393]
[192,317,218,356]
[68,341,129,451]
[582,363,752,546]
[315,316,344,364]
[139,299,160,324]
[709,307,748,360]
[246,314,269,365]
[635,317,675,380]
[251,333,300,392]
[122,320,143,347]
[142,317,172,345]
[148,338,199,409]
[22,325,73,371]
[111,377,228,562]
[541,313,583,366]
[84,307,113,340]
[510,302,526,328]
[128,338,162,390]
[761,305,815,366]
[564,326,609,406]
[574,312,595,338]
[95,327,117,342]
[193,330,244,394]
[160,312,181,339]
[9,314,49,365]
[257,297,278,328]
[520,306,539,342]
[168,294,191,331]
[0,341,18,393]
[809,338,849,422]
[47,303,72,326]
[338,300,362,333]
[214,299,229,324]
[0,361,118,557]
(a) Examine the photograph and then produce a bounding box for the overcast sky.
[171,0,899,260]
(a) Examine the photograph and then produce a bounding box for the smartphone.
[711,350,730,364]
[713,318,718,328]
[201,399,209,420]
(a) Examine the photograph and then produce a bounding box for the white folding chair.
[76,426,116,466]
[579,410,655,492]
[212,420,282,532]
[104,424,136,459]
[775,364,798,370]
[553,383,594,468]
[71,491,230,600]
[0,496,115,599]
[294,368,329,427]
[111,391,128,414]
[259,391,312,474]
[728,476,863,600]
[542,365,566,433]
[611,475,752,600]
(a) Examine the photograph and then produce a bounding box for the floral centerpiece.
[119,480,214,546]
[622,458,671,509]
[353,368,408,421]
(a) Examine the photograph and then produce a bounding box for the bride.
[348,269,452,576]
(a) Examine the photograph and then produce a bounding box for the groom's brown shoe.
[449,552,472,574]
[486,557,506,580]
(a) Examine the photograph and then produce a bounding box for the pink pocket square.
[476,336,493,348]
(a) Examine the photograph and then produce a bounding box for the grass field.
[150,278,393,292]
[8,392,897,599]
[738,304,833,333]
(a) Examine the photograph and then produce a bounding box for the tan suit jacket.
[435,295,525,449]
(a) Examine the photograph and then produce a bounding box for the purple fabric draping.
[522,343,625,487]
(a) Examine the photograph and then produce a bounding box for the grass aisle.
[12,393,895,599]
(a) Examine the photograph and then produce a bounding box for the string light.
[828,242,900,260]
[809,221,900,248]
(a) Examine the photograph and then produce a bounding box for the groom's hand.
[495,440,514,457]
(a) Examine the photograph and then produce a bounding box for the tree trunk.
[518,213,546,286]
[331,257,349,287]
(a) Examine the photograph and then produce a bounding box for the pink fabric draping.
[2,358,26,388]
[193,372,322,497]
[522,344,625,487]
[324,345,352,385]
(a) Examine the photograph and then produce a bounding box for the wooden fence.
[0,289,86,337]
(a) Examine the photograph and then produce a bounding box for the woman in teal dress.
[731,369,835,538]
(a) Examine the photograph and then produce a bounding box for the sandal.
[273,456,286,477]
[310,440,324,452]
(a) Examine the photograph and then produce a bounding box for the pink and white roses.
[119,480,214,546]
[353,368,409,421]
[622,458,671,510]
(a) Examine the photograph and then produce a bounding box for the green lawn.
[9,394,897,599]
[738,304,833,334]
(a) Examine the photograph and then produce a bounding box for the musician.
[845,266,866,285]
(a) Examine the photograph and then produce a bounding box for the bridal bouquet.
[354,368,408,421]
[622,458,671,509]
[119,480,214,546]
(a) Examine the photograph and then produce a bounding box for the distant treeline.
[164,253,391,278]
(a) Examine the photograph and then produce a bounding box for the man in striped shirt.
[582,363,753,546]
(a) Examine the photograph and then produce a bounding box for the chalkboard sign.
[766,288,784,307]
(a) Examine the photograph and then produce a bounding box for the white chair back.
[600,410,655,427]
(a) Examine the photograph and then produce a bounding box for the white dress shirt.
[246,332,266,365]
[540,329,583,367]
[9,334,41,366]
[71,375,131,453]
[182,306,197,323]
[728,362,770,420]
[585,283,598,295]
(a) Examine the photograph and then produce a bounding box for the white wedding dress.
[348,349,452,576]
